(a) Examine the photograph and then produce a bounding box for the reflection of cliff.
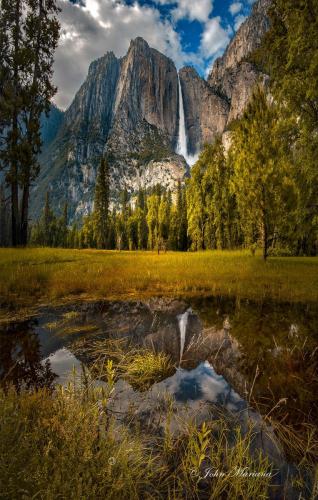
[2,297,317,434]
[0,321,57,390]
[190,295,318,428]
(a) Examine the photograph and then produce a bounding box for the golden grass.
[0,384,275,500]
[75,338,175,391]
[0,248,317,316]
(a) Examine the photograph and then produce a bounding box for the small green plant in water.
[125,351,174,390]
[77,338,175,391]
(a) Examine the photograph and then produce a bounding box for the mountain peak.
[179,66,200,80]
[88,51,118,76]
[129,37,149,51]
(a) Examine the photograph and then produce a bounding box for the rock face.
[33,0,270,221]
[33,38,185,219]
[208,0,271,121]
[40,104,64,147]
[179,67,230,155]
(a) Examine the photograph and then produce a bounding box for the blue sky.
[54,0,255,109]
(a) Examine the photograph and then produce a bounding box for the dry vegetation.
[0,248,317,318]
[0,382,276,500]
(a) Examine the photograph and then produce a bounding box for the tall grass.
[0,248,317,316]
[0,383,277,500]
[75,338,175,391]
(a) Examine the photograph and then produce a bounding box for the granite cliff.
[32,0,270,220]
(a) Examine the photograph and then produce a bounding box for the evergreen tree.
[176,181,187,251]
[253,0,318,255]
[43,191,52,246]
[146,194,160,251]
[186,160,208,251]
[230,87,297,260]
[94,157,110,249]
[60,202,68,247]
[0,0,60,246]
[107,208,117,249]
[0,184,9,246]
[168,207,179,251]
[20,0,60,245]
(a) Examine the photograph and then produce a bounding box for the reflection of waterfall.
[177,309,191,365]
[176,75,199,166]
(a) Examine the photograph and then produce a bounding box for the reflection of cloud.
[160,361,246,411]
[43,348,81,385]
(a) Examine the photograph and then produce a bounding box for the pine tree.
[253,0,318,255]
[20,0,60,245]
[43,191,53,246]
[146,194,160,251]
[176,181,187,251]
[60,202,68,247]
[0,0,60,246]
[0,184,9,246]
[94,157,110,249]
[230,87,297,260]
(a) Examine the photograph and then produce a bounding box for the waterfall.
[177,309,191,365]
[176,76,188,159]
[176,75,199,166]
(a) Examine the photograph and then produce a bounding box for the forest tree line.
[0,0,317,258]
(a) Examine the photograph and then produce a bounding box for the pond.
[1,296,317,497]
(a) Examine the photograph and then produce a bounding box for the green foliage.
[187,139,241,251]
[0,0,60,246]
[30,192,69,247]
[252,0,318,256]
[230,87,297,260]
[94,156,110,249]
[0,385,277,500]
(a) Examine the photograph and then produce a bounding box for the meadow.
[1,248,318,498]
[0,248,317,319]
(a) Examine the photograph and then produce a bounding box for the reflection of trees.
[193,296,318,427]
[0,321,57,391]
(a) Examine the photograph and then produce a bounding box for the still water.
[1,297,317,498]
[1,296,317,426]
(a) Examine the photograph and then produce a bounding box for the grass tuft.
[76,338,175,391]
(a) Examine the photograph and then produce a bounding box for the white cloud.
[229,2,242,16]
[171,0,214,23]
[234,13,247,31]
[54,0,191,109]
[200,16,231,60]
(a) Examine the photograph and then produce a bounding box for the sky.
[55,0,256,109]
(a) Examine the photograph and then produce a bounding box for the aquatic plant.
[76,338,175,391]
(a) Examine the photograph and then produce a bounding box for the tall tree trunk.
[20,182,29,245]
[11,170,19,246]
[20,0,43,246]
[261,186,268,261]
[10,0,21,246]
[262,209,268,261]
[11,112,19,246]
